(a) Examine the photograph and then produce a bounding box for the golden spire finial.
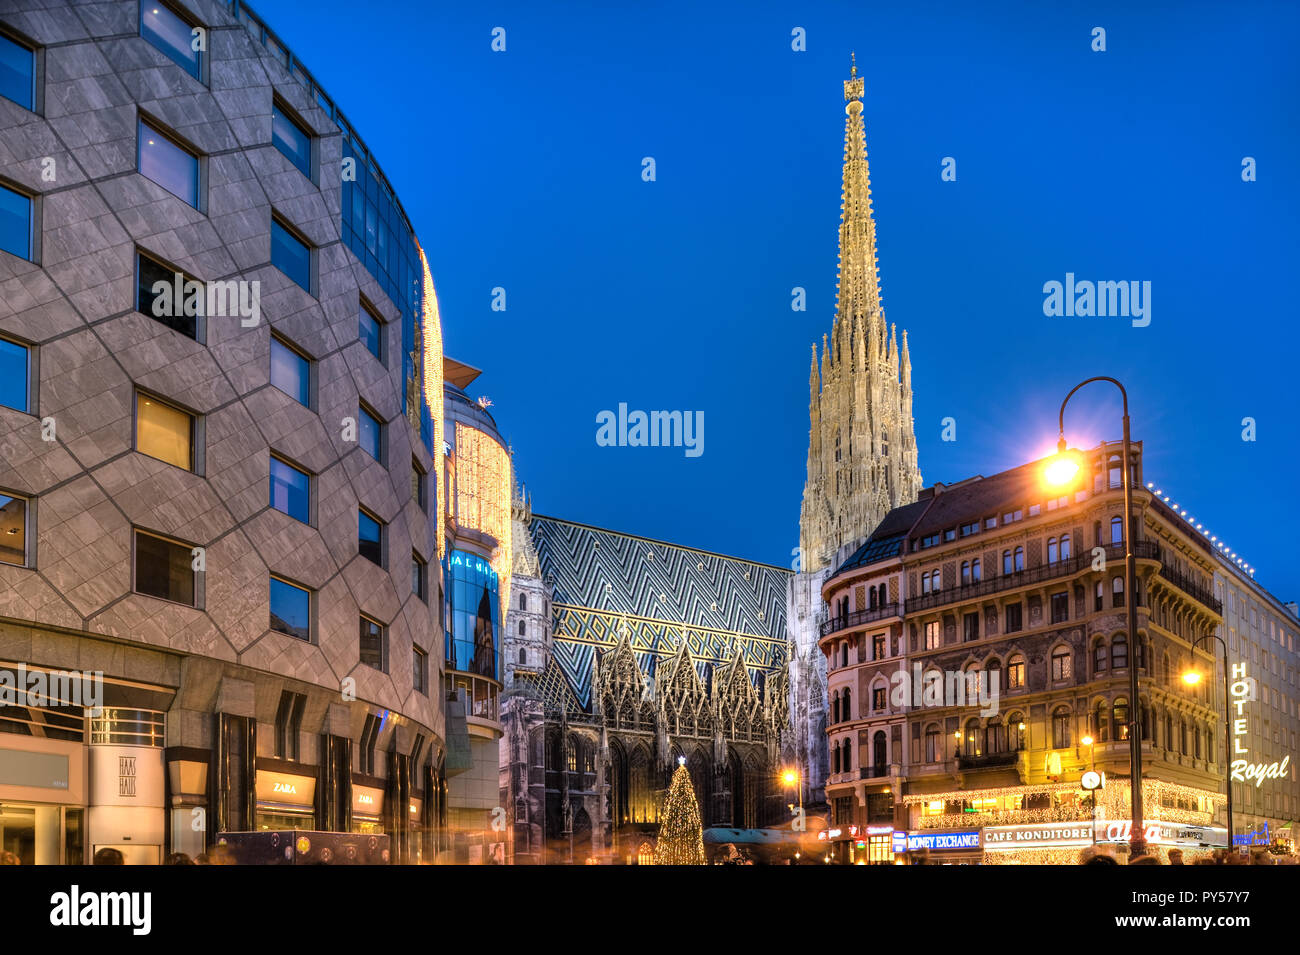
[851,51,857,78]
[844,52,864,103]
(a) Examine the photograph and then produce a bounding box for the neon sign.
[1229,663,1291,788]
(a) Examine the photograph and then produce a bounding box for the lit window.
[136,252,198,339]
[359,301,383,361]
[272,101,312,178]
[138,118,198,207]
[1051,646,1072,681]
[269,455,310,523]
[0,32,35,111]
[136,392,193,470]
[358,404,382,462]
[360,615,385,670]
[271,215,311,292]
[0,492,28,567]
[270,336,310,406]
[139,0,201,80]
[134,529,195,605]
[0,182,31,260]
[358,508,383,566]
[412,459,427,511]
[269,576,310,642]
[0,337,30,413]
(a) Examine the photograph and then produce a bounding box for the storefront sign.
[1100,821,1227,847]
[0,748,69,790]
[1234,823,1270,847]
[983,823,1093,849]
[895,831,981,852]
[352,785,385,817]
[89,747,163,808]
[1230,663,1291,787]
[254,770,316,808]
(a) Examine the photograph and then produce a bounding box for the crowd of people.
[1079,844,1290,865]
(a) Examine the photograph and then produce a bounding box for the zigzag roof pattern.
[528,515,792,710]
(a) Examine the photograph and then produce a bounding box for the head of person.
[1130,853,1161,865]
[1167,849,1184,865]
[205,844,236,866]
[0,850,20,865]
[164,852,194,865]
[1079,845,1118,865]
[93,847,125,866]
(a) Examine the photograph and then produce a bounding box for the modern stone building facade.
[0,0,446,864]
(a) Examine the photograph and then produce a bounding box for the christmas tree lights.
[657,761,706,865]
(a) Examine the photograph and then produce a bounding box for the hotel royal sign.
[1230,663,1291,788]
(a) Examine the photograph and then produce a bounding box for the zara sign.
[1229,663,1291,788]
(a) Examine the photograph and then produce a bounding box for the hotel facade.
[815,441,1288,864]
[0,0,506,864]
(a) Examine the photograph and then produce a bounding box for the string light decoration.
[657,761,706,865]
[417,245,445,559]
[454,422,513,620]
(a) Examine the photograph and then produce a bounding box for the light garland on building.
[454,422,512,619]
[417,245,445,560]
[1147,481,1254,577]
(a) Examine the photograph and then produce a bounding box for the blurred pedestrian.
[164,852,194,865]
[0,851,19,865]
[92,847,124,865]
[1167,849,1184,865]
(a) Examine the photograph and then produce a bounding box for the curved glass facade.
[443,549,500,680]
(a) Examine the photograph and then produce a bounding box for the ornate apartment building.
[819,441,1238,864]
[787,61,923,809]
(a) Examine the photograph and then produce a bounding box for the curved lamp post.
[1183,636,1234,852]
[1044,376,1145,857]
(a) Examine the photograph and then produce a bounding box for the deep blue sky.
[252,0,1300,601]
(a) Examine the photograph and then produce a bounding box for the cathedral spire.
[797,58,923,574]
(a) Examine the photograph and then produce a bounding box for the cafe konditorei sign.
[1230,662,1291,788]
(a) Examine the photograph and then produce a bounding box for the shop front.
[254,769,317,831]
[0,734,86,864]
[893,828,982,864]
[982,821,1095,865]
[86,709,166,865]
[351,784,385,834]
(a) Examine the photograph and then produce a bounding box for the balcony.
[1155,564,1222,614]
[955,751,1020,771]
[904,541,1160,614]
[820,602,901,639]
[860,765,891,780]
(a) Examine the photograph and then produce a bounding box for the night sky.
[250,0,1300,601]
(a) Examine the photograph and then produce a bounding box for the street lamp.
[1045,376,1145,857]
[782,768,803,817]
[1183,635,1234,852]
[1080,735,1097,844]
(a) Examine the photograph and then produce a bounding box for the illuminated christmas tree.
[657,760,706,865]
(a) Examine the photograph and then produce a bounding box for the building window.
[924,621,940,650]
[1002,550,1012,575]
[269,455,310,523]
[136,251,198,339]
[986,719,1005,753]
[412,552,428,602]
[135,391,193,470]
[1110,516,1123,544]
[357,403,383,462]
[412,459,427,511]
[1060,534,1071,560]
[0,182,32,261]
[1007,656,1025,690]
[1113,699,1130,741]
[139,0,202,80]
[960,521,978,537]
[271,215,312,292]
[270,336,311,406]
[1005,603,1023,633]
[271,99,312,178]
[0,337,31,413]
[971,558,981,582]
[0,31,36,111]
[872,685,886,712]
[1048,537,1059,564]
[359,300,383,362]
[1028,503,1041,517]
[269,575,310,642]
[138,118,198,207]
[961,560,971,585]
[1014,546,1024,571]
[1052,707,1071,749]
[1050,591,1069,624]
[944,528,956,542]
[924,725,940,762]
[0,492,28,567]
[413,646,428,695]
[1094,639,1108,674]
[1112,576,1125,608]
[134,529,195,606]
[518,619,525,636]
[1095,581,1104,612]
[963,612,979,642]
[1050,646,1072,682]
[359,615,386,671]
[1003,509,1023,524]
[274,690,306,761]
[520,592,528,611]
[1111,634,1128,670]
[872,633,885,660]
[358,508,384,566]
[1009,714,1025,750]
